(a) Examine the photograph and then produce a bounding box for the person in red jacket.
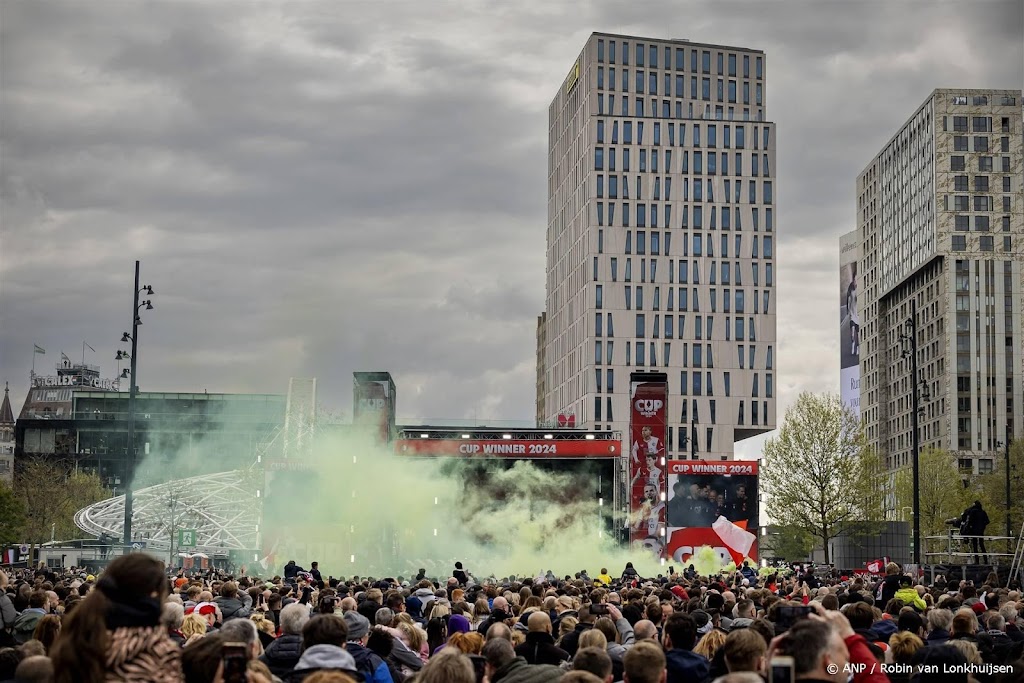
[767,603,890,683]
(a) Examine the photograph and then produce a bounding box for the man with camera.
[960,500,990,563]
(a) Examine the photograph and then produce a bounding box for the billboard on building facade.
[840,230,861,419]
[628,373,668,554]
[664,460,760,566]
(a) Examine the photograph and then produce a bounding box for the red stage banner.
[394,439,620,458]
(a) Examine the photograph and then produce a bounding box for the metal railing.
[923,529,1019,563]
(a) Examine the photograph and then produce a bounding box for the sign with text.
[31,374,121,390]
[628,374,668,553]
[665,459,760,565]
[395,439,619,458]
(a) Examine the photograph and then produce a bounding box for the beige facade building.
[856,89,1023,478]
[538,33,778,459]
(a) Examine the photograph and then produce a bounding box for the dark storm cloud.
[1,0,1021,433]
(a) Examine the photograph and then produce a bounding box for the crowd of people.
[0,556,1022,683]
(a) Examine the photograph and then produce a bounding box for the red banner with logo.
[664,460,760,565]
[629,374,668,553]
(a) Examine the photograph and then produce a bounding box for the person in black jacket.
[453,562,469,585]
[515,612,569,666]
[261,603,309,679]
[961,501,990,563]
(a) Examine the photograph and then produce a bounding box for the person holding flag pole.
[32,344,45,375]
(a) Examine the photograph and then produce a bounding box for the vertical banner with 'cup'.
[629,373,668,555]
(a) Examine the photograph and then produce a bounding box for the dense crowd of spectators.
[0,557,1022,683]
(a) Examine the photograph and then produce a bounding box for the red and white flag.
[865,556,890,574]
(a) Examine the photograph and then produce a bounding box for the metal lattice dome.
[74,470,261,553]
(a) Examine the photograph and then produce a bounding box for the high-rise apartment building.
[538,33,778,460]
[856,89,1023,478]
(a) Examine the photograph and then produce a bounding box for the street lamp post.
[119,260,154,553]
[898,300,928,568]
[1002,428,1012,540]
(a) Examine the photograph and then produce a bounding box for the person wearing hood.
[620,562,640,584]
[894,576,927,612]
[12,591,47,645]
[662,612,710,683]
[214,581,251,622]
[514,612,569,666]
[261,603,310,678]
[50,554,183,683]
[482,637,562,683]
[343,611,394,682]
[286,614,360,683]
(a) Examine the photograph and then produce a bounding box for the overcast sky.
[2,1,1021,452]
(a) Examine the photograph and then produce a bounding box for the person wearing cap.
[343,611,394,682]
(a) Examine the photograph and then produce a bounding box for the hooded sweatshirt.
[285,644,359,683]
[894,587,927,612]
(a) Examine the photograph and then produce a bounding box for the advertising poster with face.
[629,375,668,552]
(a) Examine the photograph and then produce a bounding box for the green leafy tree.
[893,447,973,558]
[973,438,1024,552]
[0,483,26,545]
[761,525,816,562]
[761,392,877,564]
[15,457,112,556]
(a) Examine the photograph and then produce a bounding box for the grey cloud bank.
[2,1,1021,450]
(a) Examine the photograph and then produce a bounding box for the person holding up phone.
[766,602,890,683]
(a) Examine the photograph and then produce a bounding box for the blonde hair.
[181,613,208,639]
[578,629,608,650]
[414,650,475,683]
[693,628,727,660]
[429,604,450,620]
[558,616,579,641]
[885,562,900,575]
[250,612,275,636]
[397,622,424,652]
[947,639,982,666]
[887,632,923,665]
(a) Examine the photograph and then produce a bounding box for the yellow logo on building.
[565,60,580,94]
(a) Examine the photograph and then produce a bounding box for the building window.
[595,148,604,170]
[974,136,989,152]
[951,156,965,171]
[954,136,968,151]
[980,236,994,251]
[979,156,993,172]
[955,215,970,231]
